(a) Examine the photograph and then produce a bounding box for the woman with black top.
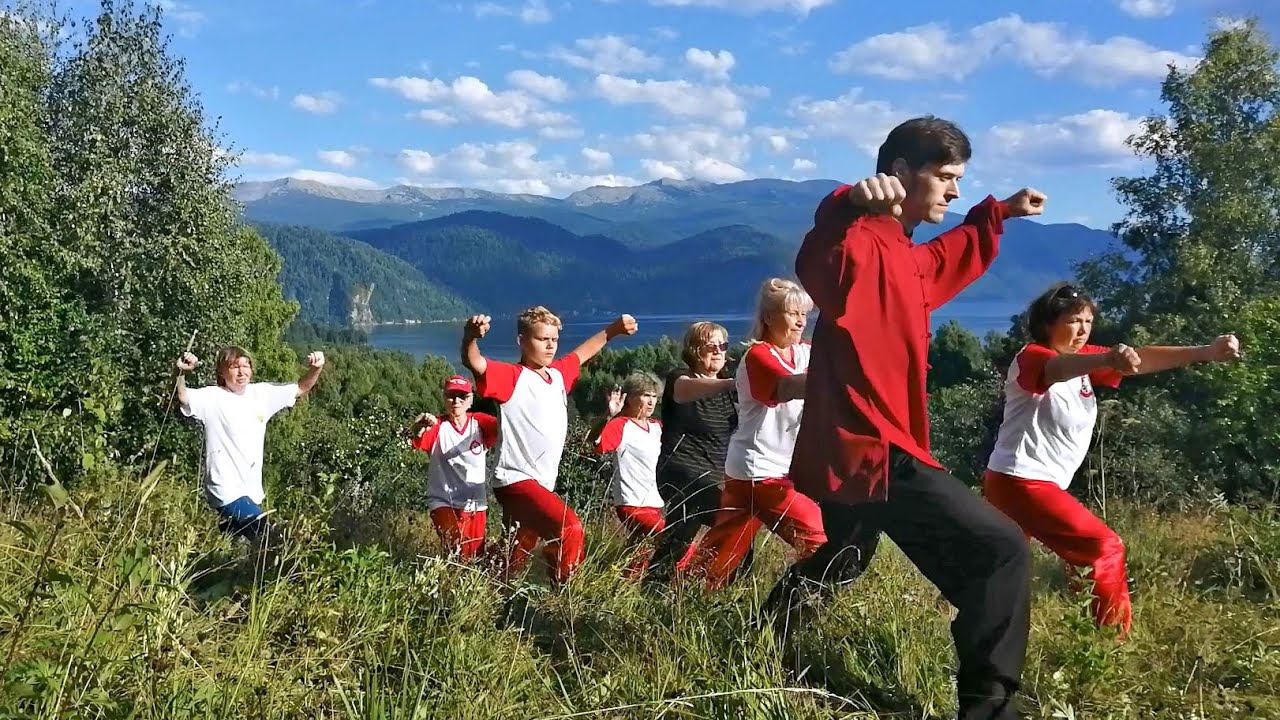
[647,321,739,580]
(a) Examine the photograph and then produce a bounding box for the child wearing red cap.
[461,306,637,585]
[408,374,498,560]
[592,372,665,579]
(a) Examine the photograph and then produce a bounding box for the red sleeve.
[910,196,1007,309]
[411,421,444,453]
[1015,344,1055,395]
[476,360,521,403]
[795,185,872,318]
[594,417,627,454]
[1081,344,1124,389]
[473,413,500,448]
[550,353,582,392]
[744,344,789,407]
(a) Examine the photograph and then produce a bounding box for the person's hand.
[607,314,638,339]
[464,315,491,340]
[848,173,907,217]
[605,387,625,417]
[1002,188,1048,218]
[1107,344,1142,374]
[176,352,199,373]
[415,412,439,428]
[1207,333,1242,363]
[306,351,326,369]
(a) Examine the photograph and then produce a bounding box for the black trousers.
[776,447,1031,720]
[648,468,753,581]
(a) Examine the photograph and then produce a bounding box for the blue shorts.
[215,496,267,539]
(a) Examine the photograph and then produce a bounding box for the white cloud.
[652,26,680,42]
[985,109,1143,168]
[506,69,570,101]
[157,0,205,37]
[790,89,910,156]
[288,169,380,189]
[1117,0,1175,18]
[318,149,358,169]
[766,135,790,153]
[550,35,663,74]
[396,140,639,196]
[371,75,574,131]
[225,81,279,101]
[474,0,552,23]
[685,48,735,80]
[582,147,613,170]
[647,0,834,13]
[631,126,751,182]
[594,74,747,128]
[829,14,1199,86]
[792,158,817,173]
[239,151,297,169]
[292,91,341,114]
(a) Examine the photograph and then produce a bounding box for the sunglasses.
[701,341,730,353]
[1052,285,1083,301]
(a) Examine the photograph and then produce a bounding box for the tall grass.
[0,467,1276,719]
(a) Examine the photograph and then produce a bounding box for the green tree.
[1078,21,1280,500]
[927,320,987,391]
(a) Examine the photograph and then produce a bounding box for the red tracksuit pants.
[984,470,1132,635]
[696,476,828,589]
[493,479,585,585]
[614,505,666,579]
[429,507,487,560]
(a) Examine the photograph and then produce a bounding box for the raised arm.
[461,315,491,377]
[672,375,735,404]
[571,314,638,367]
[297,351,326,396]
[1134,334,1241,374]
[590,388,625,447]
[1044,346,1138,384]
[173,352,199,409]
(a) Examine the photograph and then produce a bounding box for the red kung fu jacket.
[790,186,1010,504]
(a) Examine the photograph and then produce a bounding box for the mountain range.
[238,177,1118,325]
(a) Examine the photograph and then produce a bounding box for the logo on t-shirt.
[1079,377,1094,399]
[469,440,483,455]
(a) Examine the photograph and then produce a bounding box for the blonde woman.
[692,278,828,589]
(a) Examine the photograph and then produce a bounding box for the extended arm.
[571,314,638,366]
[461,315,491,377]
[672,375,735,404]
[297,351,326,396]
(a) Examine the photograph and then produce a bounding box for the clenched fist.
[607,314,638,339]
[464,315,491,340]
[1002,188,1047,218]
[1107,344,1142,375]
[306,351,326,369]
[1207,334,1242,363]
[848,173,907,217]
[175,352,199,373]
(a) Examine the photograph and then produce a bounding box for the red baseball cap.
[444,375,473,394]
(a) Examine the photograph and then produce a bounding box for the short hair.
[1026,283,1100,345]
[876,116,972,174]
[748,277,813,343]
[516,305,562,336]
[622,371,663,399]
[214,346,253,387]
[681,321,730,368]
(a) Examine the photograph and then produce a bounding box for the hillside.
[257,223,473,324]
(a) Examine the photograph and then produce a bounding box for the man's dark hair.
[876,116,972,174]
[1026,282,1099,346]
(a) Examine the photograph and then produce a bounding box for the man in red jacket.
[775,117,1047,720]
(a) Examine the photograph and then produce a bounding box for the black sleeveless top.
[658,368,737,488]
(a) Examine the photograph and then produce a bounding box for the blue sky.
[152,0,1276,229]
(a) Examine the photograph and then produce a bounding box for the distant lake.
[368,300,1021,363]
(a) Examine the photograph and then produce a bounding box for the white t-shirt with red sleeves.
[987,343,1124,489]
[595,416,664,508]
[412,412,499,512]
[180,382,299,507]
[725,341,811,481]
[477,355,581,491]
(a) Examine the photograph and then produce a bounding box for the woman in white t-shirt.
[408,374,499,560]
[592,372,665,580]
[175,345,325,541]
[693,278,828,590]
[984,283,1240,636]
